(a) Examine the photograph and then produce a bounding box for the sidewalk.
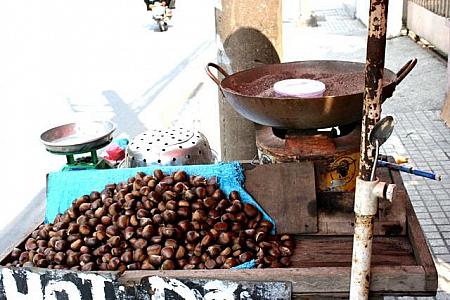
[282,3,449,299]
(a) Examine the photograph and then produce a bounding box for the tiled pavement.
[283,1,450,299]
[382,111,450,300]
[311,7,367,36]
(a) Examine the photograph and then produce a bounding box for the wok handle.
[394,58,417,86]
[206,62,229,87]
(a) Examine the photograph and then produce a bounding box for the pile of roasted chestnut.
[5,170,294,271]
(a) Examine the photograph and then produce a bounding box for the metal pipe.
[350,0,389,299]
[377,160,442,180]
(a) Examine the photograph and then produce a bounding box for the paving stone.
[411,195,425,202]
[429,239,446,246]
[428,206,444,212]
[412,202,427,209]
[419,187,433,193]
[431,212,447,218]
[437,225,450,232]
[427,200,442,207]
[417,162,431,168]
[422,225,439,232]
[433,190,448,195]
[433,218,450,225]
[413,204,428,211]
[433,246,450,254]
[435,291,450,299]
[426,231,443,239]
[435,254,450,262]
[439,200,450,206]
[416,212,431,219]
[408,190,420,196]
[436,194,450,200]
[420,218,435,225]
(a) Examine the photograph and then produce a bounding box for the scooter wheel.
[158,21,168,31]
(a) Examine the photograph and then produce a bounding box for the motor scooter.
[150,1,172,32]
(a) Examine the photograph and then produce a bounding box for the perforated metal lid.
[123,127,214,167]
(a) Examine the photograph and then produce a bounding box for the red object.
[104,144,125,161]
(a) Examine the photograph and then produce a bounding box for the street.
[0,0,218,243]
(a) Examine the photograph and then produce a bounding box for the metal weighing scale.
[40,121,116,171]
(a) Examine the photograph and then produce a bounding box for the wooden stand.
[0,161,437,299]
[118,162,435,298]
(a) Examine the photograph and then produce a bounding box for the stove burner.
[256,123,361,192]
[272,122,360,140]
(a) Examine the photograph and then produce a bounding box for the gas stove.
[256,123,361,192]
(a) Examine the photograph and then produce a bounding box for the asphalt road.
[0,0,218,246]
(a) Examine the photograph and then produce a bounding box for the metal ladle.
[369,116,394,181]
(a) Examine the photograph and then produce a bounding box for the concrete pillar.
[215,0,282,161]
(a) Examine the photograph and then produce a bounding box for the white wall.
[407,1,449,54]
[282,0,301,22]
[356,0,404,38]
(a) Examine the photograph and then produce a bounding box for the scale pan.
[40,121,116,154]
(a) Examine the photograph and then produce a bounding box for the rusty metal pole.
[350,0,389,299]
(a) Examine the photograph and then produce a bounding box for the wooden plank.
[317,211,355,235]
[0,223,433,296]
[393,172,438,293]
[140,277,291,300]
[243,162,317,234]
[119,265,429,296]
[315,164,407,235]
[375,163,407,236]
[0,159,437,297]
[292,236,416,268]
[0,267,291,299]
[317,192,354,214]
[117,235,427,296]
[292,295,384,299]
[0,267,117,299]
[386,157,437,293]
[317,211,406,236]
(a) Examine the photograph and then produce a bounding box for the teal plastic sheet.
[46,161,275,230]
[46,162,274,270]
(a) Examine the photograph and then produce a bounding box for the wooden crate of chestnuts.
[0,161,437,299]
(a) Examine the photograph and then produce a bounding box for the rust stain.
[364,273,371,291]
[368,2,387,39]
